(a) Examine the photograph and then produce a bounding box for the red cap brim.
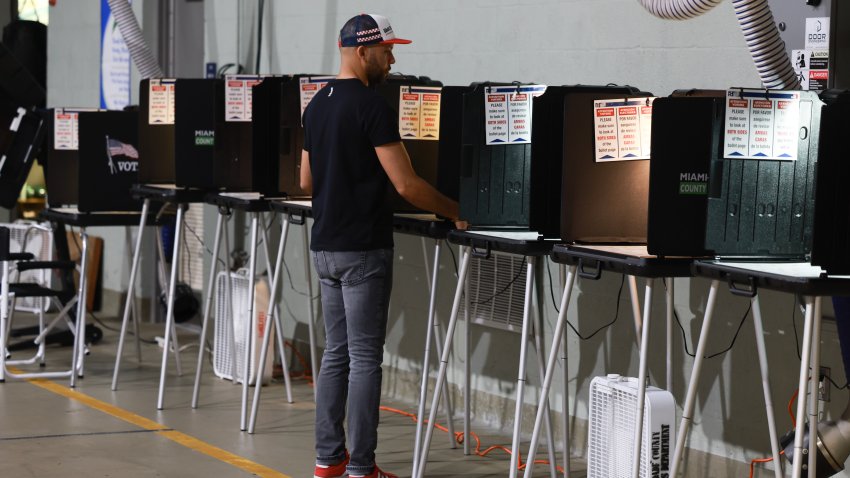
[381,38,412,45]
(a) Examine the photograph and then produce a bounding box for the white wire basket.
[212,269,273,385]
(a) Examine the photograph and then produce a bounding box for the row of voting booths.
[40,77,850,269]
[24,72,850,478]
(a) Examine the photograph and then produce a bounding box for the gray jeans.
[312,249,393,474]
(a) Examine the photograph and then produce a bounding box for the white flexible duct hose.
[637,0,723,20]
[106,0,163,79]
[732,0,799,89]
[638,0,800,90]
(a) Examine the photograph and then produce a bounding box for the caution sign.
[398,86,441,141]
[148,78,176,125]
[299,76,334,118]
[483,84,546,145]
[54,107,99,151]
[723,89,800,161]
[225,74,266,122]
[593,97,655,162]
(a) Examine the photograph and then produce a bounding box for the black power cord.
[544,258,625,341]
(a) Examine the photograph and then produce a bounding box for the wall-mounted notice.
[398,86,442,141]
[593,97,655,162]
[723,89,800,161]
[54,108,98,151]
[299,76,334,117]
[484,85,547,145]
[225,75,265,122]
[148,78,176,125]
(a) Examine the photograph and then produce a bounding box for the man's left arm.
[300,150,313,195]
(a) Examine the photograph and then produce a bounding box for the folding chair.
[0,225,80,384]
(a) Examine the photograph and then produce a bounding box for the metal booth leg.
[508,258,536,478]
[531,261,557,478]
[631,277,654,478]
[522,265,578,478]
[415,246,471,478]
[666,278,674,392]
[191,210,224,409]
[70,229,90,387]
[792,296,817,478]
[239,213,260,431]
[463,251,471,457]
[112,198,150,390]
[413,239,454,478]
[248,216,291,434]
[259,213,293,404]
[750,295,784,478]
[156,205,185,408]
[670,279,720,477]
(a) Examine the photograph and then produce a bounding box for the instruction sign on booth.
[484,85,547,145]
[398,86,441,141]
[593,97,655,162]
[723,89,800,161]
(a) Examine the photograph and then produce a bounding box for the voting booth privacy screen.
[46,109,141,211]
[252,74,333,198]
[559,86,653,243]
[705,90,823,259]
[0,43,46,209]
[530,85,651,240]
[174,78,221,189]
[175,76,276,192]
[812,89,850,274]
[376,74,443,213]
[647,90,725,257]
[138,78,176,184]
[459,82,543,229]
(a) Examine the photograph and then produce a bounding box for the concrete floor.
[0,314,580,478]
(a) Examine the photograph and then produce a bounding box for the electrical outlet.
[819,366,831,402]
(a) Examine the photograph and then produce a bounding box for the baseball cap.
[338,14,412,47]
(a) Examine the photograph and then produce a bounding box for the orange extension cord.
[284,341,564,474]
[287,342,817,477]
[748,388,800,478]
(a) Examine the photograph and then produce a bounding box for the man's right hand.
[454,220,469,231]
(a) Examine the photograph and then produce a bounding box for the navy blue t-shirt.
[303,78,401,251]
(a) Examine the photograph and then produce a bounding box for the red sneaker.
[349,465,397,478]
[313,452,350,478]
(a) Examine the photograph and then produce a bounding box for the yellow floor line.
[24,377,291,478]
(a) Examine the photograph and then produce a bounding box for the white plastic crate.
[588,374,675,478]
[212,269,273,385]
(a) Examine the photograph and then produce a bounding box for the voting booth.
[138,78,177,184]
[705,89,823,258]
[558,85,654,243]
[175,76,283,192]
[376,74,444,212]
[252,74,330,197]
[647,90,725,257]
[46,109,140,212]
[529,85,651,239]
[812,89,850,273]
[458,82,546,229]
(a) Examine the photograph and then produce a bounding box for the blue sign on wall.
[100,0,131,109]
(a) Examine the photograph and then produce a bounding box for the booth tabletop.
[447,230,555,257]
[393,214,454,239]
[205,192,270,212]
[131,183,214,203]
[39,207,170,227]
[692,260,850,296]
[551,243,696,279]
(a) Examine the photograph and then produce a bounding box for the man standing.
[300,13,466,478]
